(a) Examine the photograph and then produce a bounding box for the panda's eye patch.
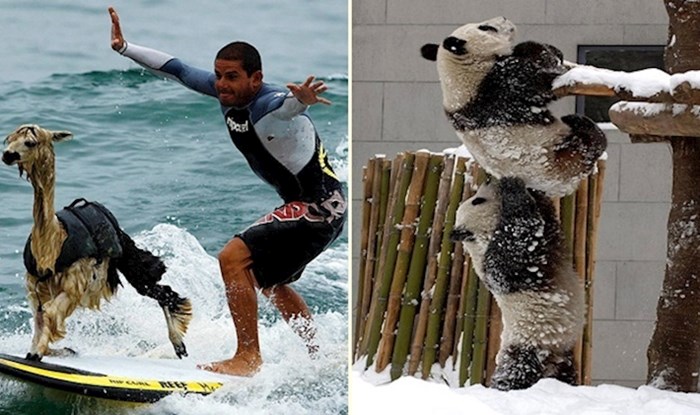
[478,24,498,33]
[442,36,467,55]
[471,197,486,206]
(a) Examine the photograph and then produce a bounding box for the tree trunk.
[647,139,700,391]
[662,0,700,74]
[646,0,700,392]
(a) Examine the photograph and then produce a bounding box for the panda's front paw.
[490,367,541,391]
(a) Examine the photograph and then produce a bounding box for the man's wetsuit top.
[119,42,343,204]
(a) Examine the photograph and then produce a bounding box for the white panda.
[451,176,584,390]
[421,17,607,197]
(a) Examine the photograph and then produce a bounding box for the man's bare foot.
[198,352,263,376]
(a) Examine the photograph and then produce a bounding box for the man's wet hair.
[216,42,262,76]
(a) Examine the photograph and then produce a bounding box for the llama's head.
[2,124,73,177]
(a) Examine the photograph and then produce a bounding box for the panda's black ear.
[421,44,439,61]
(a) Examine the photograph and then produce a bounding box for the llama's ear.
[52,131,73,142]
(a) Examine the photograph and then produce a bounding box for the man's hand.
[108,6,126,52]
[287,76,331,106]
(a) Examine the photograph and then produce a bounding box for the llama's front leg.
[32,292,77,360]
[27,305,44,360]
[27,304,51,360]
[25,285,44,360]
[46,291,79,357]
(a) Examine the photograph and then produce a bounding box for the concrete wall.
[351,0,670,386]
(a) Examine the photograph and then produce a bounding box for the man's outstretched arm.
[108,6,217,98]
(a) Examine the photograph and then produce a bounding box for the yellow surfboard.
[0,353,227,403]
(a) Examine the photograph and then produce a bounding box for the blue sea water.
[0,1,348,414]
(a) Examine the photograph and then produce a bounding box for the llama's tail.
[115,229,193,359]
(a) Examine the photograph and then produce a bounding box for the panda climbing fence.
[353,150,606,387]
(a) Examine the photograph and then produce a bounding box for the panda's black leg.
[490,344,544,391]
[545,348,577,386]
[556,115,607,168]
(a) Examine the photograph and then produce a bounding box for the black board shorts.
[238,190,346,289]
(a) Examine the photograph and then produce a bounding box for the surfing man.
[108,7,346,377]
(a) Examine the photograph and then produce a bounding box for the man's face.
[214,59,262,107]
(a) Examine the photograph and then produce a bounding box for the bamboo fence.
[353,151,607,386]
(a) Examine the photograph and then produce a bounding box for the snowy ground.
[351,368,700,415]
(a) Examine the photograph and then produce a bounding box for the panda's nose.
[2,151,19,165]
[451,228,474,242]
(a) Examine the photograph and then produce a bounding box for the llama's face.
[2,124,72,169]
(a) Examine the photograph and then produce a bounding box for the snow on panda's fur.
[421,17,607,197]
[451,176,583,390]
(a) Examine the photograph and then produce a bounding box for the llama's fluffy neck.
[27,148,64,275]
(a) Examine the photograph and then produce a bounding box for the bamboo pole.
[560,192,576,257]
[421,157,468,379]
[451,162,479,369]
[572,177,589,384]
[457,166,486,386]
[438,234,465,367]
[363,153,414,368]
[582,160,607,384]
[574,179,590,278]
[408,155,457,376]
[354,159,379,359]
[356,158,393,358]
[389,154,445,380]
[470,279,492,385]
[465,169,491,386]
[452,252,471,365]
[452,161,479,374]
[485,298,502,385]
[440,178,474,367]
[372,160,393,281]
[458,265,480,386]
[376,151,431,372]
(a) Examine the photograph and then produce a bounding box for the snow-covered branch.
[553,66,700,105]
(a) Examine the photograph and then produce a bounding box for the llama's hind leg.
[154,285,193,358]
[162,295,193,358]
[115,229,192,358]
[136,284,192,358]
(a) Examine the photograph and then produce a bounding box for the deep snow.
[351,367,700,415]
